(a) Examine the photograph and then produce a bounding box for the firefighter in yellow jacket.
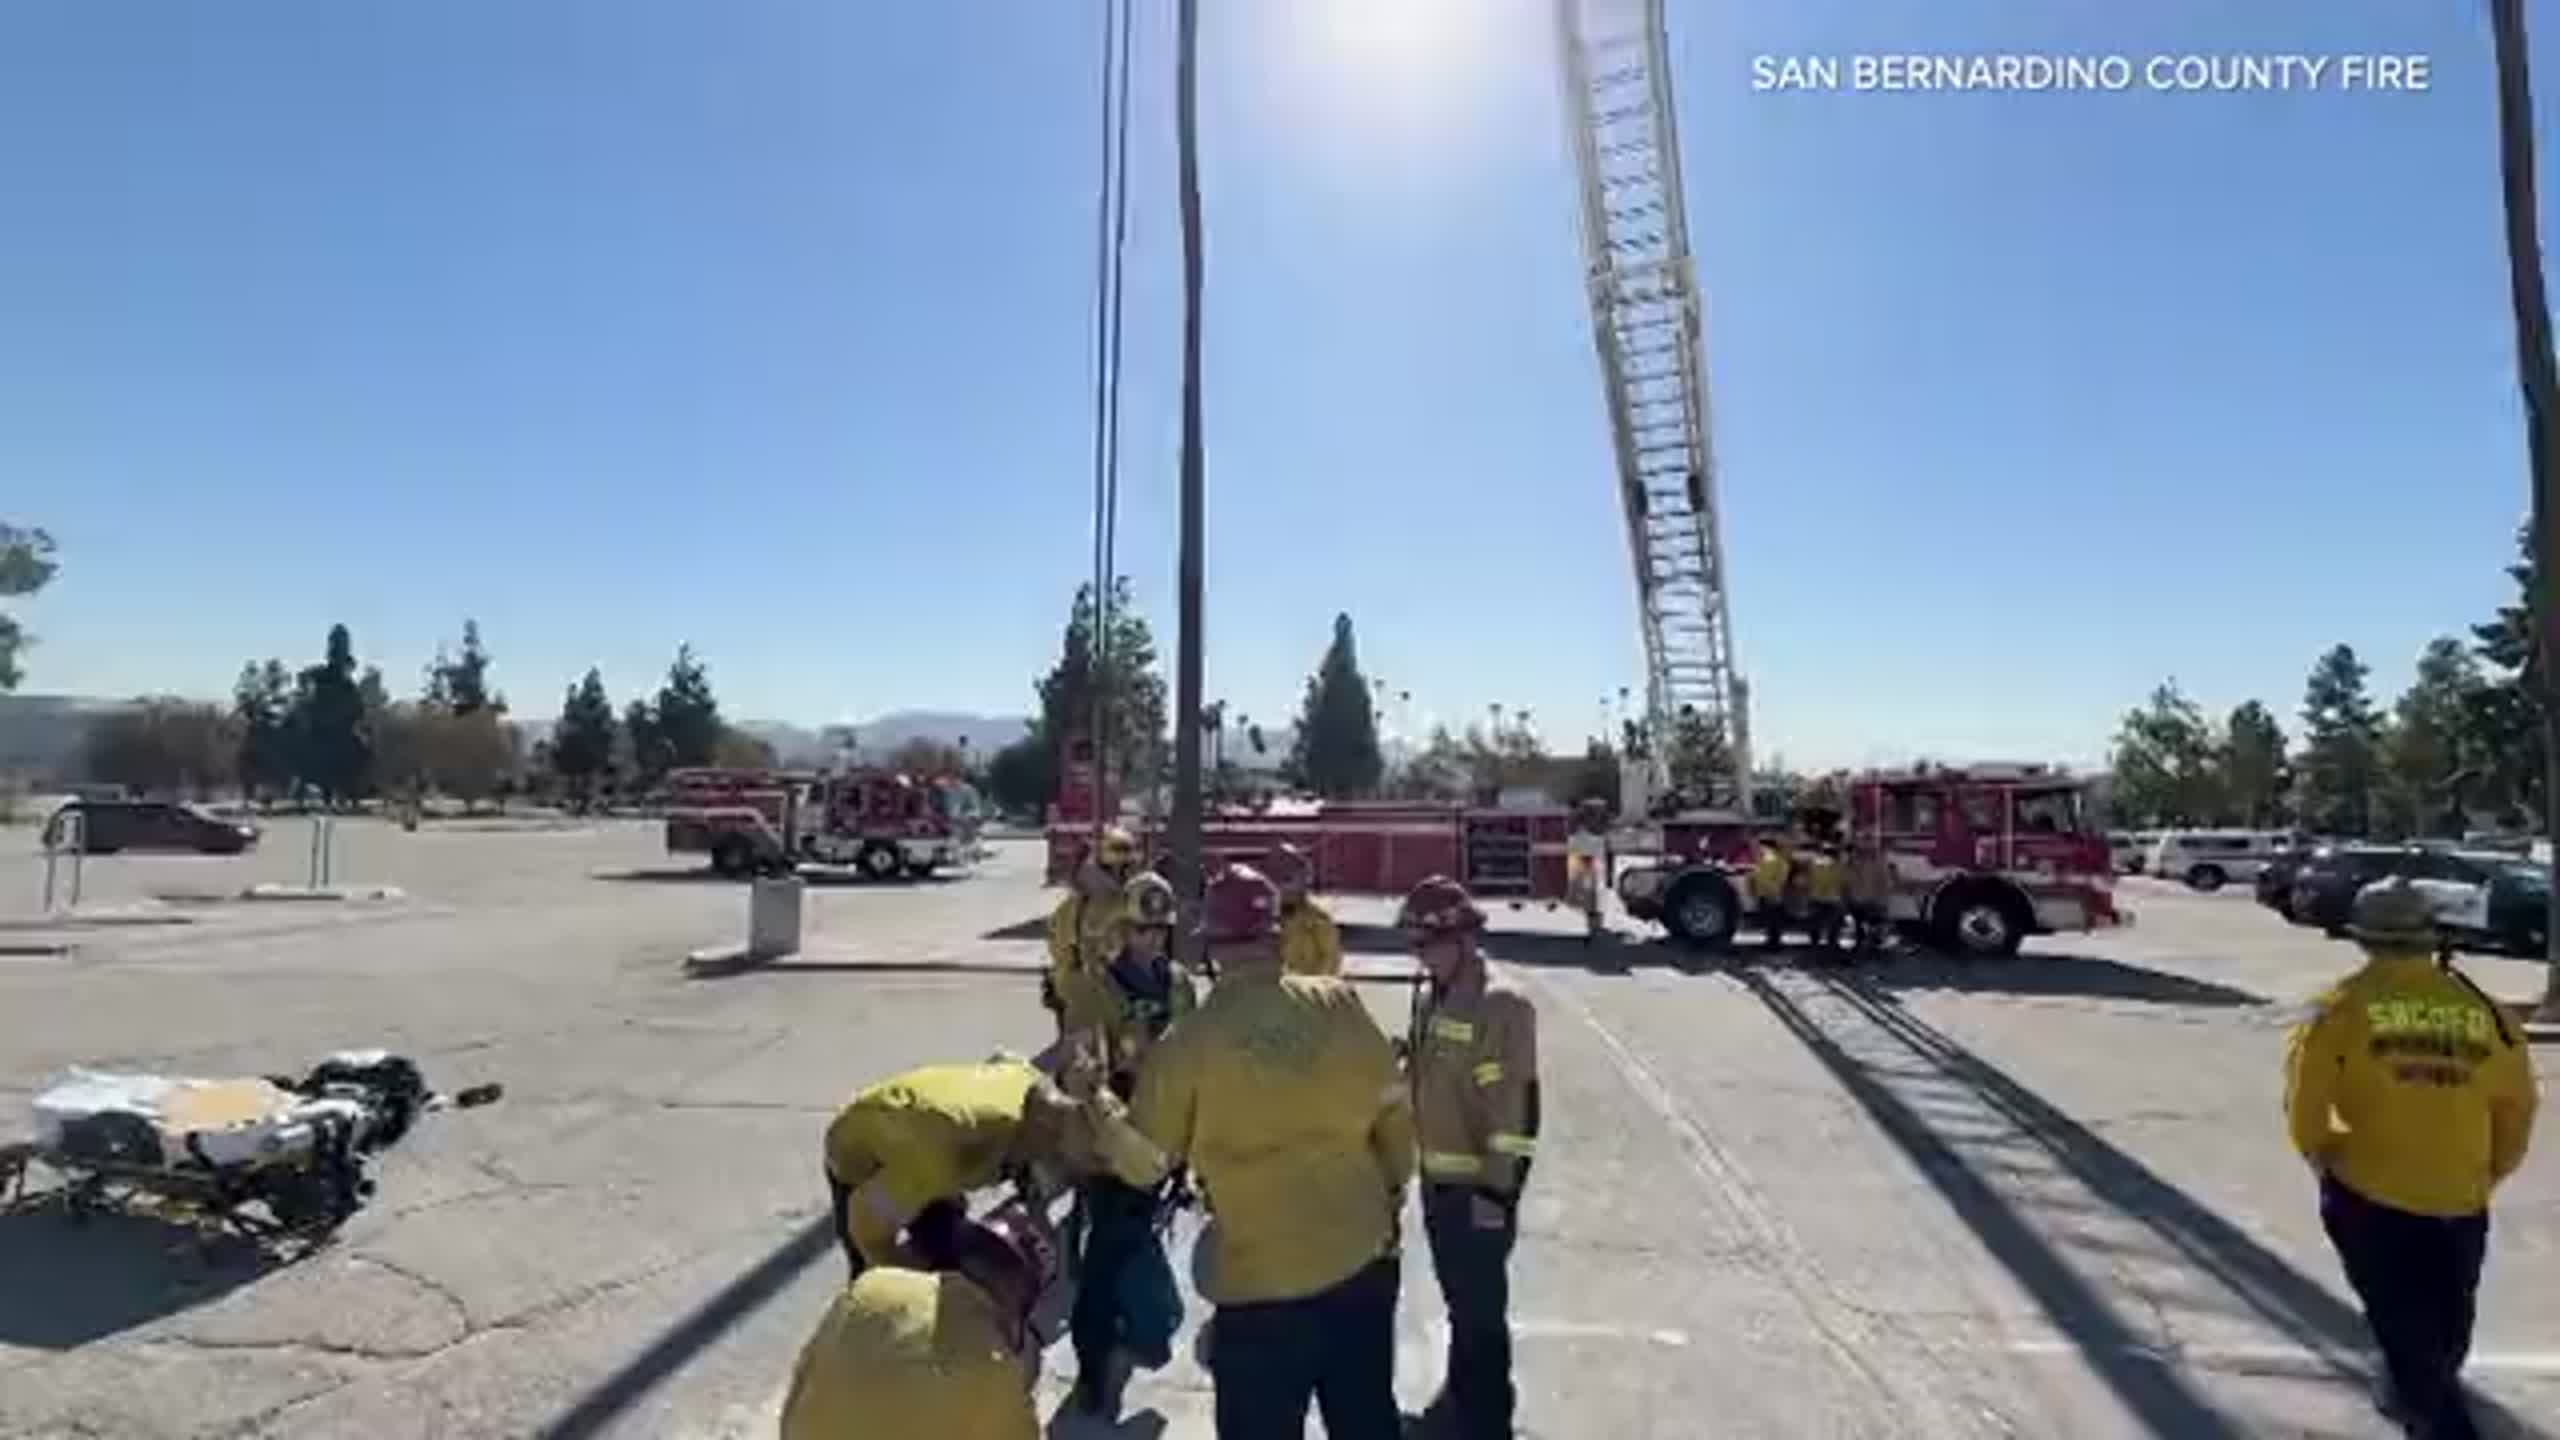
[2285,877,2539,1440]
[1268,842,1344,978]
[1084,863,1413,1440]
[780,1201,1061,1440]
[1046,827,1141,1033]
[1402,875,1539,1440]
[820,1057,1083,1280]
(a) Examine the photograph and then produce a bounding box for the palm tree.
[2488,0,2560,1025]
[1168,0,1208,967]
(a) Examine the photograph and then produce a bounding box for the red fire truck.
[667,766,981,881]
[1044,760,2122,958]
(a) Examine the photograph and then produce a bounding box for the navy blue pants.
[2321,1177,2487,1440]
[1423,1184,1518,1438]
[1207,1256,1400,1440]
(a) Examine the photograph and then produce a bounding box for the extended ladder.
[1554,0,1752,815]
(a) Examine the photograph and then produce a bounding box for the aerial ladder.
[1554,0,1753,823]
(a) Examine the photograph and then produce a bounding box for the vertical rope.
[1085,0,1132,839]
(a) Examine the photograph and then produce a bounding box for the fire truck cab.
[1616,762,2125,956]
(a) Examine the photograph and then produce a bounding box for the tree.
[232,659,296,804]
[2109,682,2224,826]
[424,619,501,716]
[2377,637,2488,839]
[2298,644,2385,837]
[1286,614,1384,798]
[623,700,670,788]
[711,726,779,771]
[550,669,617,808]
[889,737,968,777]
[1388,726,1471,800]
[0,524,59,693]
[2220,700,2289,827]
[1033,578,1169,794]
[424,707,515,811]
[1555,739,1620,814]
[288,625,373,805]
[83,699,237,798]
[2469,521,2547,826]
[1664,707,1733,805]
[1460,722,1547,796]
[652,645,724,770]
[985,734,1057,817]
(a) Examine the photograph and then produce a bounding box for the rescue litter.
[1750,53,2432,94]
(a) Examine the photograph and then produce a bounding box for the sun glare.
[1261,0,1511,148]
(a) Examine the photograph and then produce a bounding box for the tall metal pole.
[1169,0,1208,967]
[2489,0,2560,1028]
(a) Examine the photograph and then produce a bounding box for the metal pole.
[1169,0,1208,968]
[2489,0,2560,1026]
[66,813,83,909]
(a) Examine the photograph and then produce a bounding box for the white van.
[2108,831,2160,875]
[2146,830,2300,891]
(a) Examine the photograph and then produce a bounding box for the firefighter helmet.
[960,1198,1063,1309]
[2350,877,2438,951]
[1126,872,1177,927]
[1204,863,1281,942]
[1265,843,1312,888]
[1399,875,1485,934]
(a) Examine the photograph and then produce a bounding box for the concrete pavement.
[0,829,2551,1437]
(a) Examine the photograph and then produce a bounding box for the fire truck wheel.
[1661,873,1738,950]
[709,837,754,880]
[857,843,904,882]
[1933,885,2027,960]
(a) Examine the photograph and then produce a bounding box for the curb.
[0,907,193,931]
[238,884,408,903]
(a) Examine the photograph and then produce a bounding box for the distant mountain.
[733,711,1032,767]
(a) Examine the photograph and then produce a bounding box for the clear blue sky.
[0,0,2546,770]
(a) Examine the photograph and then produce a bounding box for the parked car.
[2147,829,2302,892]
[2253,840,2327,915]
[2107,831,2158,875]
[2289,843,2549,957]
[41,799,261,856]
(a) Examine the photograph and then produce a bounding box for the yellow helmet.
[1097,826,1141,874]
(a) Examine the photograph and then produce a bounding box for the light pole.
[2489,0,2560,1031]
[1169,0,1208,969]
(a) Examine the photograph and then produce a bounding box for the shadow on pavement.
[684,956,1048,982]
[1838,950,2267,1009]
[595,868,886,888]
[1048,1406,1170,1439]
[537,1214,833,1440]
[0,1210,275,1348]
[1751,968,2550,1439]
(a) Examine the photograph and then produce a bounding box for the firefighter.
[1845,837,1894,956]
[2285,877,2540,1440]
[1401,875,1539,1440]
[1046,826,1141,1035]
[779,1200,1061,1440]
[820,1056,1085,1282]
[1082,863,1413,1440]
[1748,837,1794,950]
[1268,842,1345,978]
[1067,870,1195,1417]
[1803,845,1846,954]
[1565,800,1611,942]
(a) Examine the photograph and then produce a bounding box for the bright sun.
[1259,0,1512,146]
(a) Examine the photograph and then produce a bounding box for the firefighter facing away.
[1267,842,1345,978]
[779,1201,1061,1440]
[1403,875,1540,1440]
[1046,826,1141,1034]
[820,1057,1085,1281]
[2285,877,2539,1440]
[1083,862,1414,1440]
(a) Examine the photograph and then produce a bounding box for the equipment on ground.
[1,1051,502,1249]
[663,765,983,881]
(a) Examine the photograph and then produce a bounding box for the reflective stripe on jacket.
[1410,974,1540,1195]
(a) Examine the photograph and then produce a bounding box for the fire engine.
[666,766,981,881]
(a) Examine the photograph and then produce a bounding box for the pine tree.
[551,669,617,807]
[2469,522,2546,824]
[2298,644,2384,837]
[231,658,296,804]
[1287,614,1384,798]
[2381,637,2486,838]
[287,625,373,805]
[425,619,501,716]
[2108,681,2222,825]
[1033,578,1168,791]
[2219,700,2288,827]
[652,644,723,769]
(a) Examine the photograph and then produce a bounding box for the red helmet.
[1265,843,1312,887]
[957,1199,1063,1318]
[1204,863,1280,942]
[1398,875,1484,934]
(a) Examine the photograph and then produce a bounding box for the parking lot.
[0,824,2552,1439]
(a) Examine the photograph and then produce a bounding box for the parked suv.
[41,800,260,856]
[2289,843,2549,957]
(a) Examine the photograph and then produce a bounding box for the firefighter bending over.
[1081,863,1413,1440]
[1047,826,1141,1034]
[2286,878,2538,1440]
[820,1057,1084,1280]
[1268,842,1344,978]
[1403,875,1540,1439]
[780,1201,1061,1440]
